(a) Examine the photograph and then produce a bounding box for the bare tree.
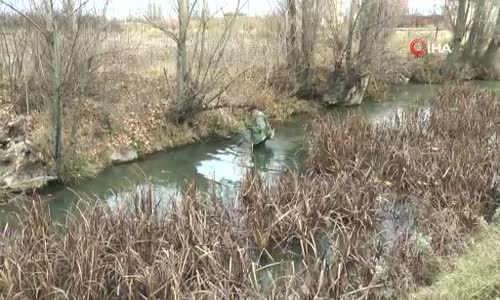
[481,7,500,69]
[144,0,248,123]
[286,0,299,73]
[445,0,500,78]
[283,0,321,96]
[281,0,401,103]
[0,0,110,177]
[0,10,28,105]
[445,0,471,63]
[462,0,487,59]
[321,0,402,105]
[323,0,348,69]
[176,0,189,120]
[146,0,163,22]
[297,0,321,95]
[45,0,64,173]
[65,0,78,35]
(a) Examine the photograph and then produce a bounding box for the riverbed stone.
[0,116,55,196]
[7,116,29,137]
[0,129,7,147]
[2,160,54,192]
[0,140,55,194]
[378,194,419,248]
[0,116,29,144]
[110,146,139,165]
[371,193,435,298]
[317,233,337,264]
[323,74,371,106]
[398,74,410,85]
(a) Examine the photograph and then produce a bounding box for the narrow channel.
[4,82,499,220]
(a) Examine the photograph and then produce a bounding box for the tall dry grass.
[308,85,500,236]
[0,185,262,299]
[2,84,500,299]
[240,84,500,298]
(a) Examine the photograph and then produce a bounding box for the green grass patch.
[412,216,500,300]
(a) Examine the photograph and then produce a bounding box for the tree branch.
[0,0,46,35]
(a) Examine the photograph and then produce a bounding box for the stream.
[3,82,500,220]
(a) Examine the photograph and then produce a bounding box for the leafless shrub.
[308,84,500,253]
[0,10,28,105]
[144,0,254,123]
[0,0,111,177]
[0,184,262,299]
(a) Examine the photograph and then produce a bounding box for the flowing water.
[2,82,500,219]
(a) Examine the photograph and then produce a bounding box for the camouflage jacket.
[249,111,273,145]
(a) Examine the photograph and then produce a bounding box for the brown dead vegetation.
[1,85,500,299]
[241,84,500,298]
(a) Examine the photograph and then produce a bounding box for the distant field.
[0,17,453,82]
[392,28,453,56]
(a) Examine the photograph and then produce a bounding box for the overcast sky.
[106,0,444,18]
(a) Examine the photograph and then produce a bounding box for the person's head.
[251,107,260,118]
[247,104,264,118]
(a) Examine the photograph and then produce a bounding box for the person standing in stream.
[248,108,275,148]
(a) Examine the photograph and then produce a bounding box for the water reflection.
[38,116,309,218]
[2,83,453,218]
[252,144,275,171]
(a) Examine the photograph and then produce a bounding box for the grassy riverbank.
[412,219,500,300]
[1,84,500,299]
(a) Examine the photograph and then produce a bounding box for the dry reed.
[2,84,500,299]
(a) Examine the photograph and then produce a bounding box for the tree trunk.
[448,0,468,63]
[53,32,63,175]
[199,0,207,71]
[66,0,80,78]
[297,0,321,97]
[345,0,359,74]
[297,0,313,95]
[287,0,299,76]
[480,5,500,77]
[463,0,486,60]
[46,1,63,176]
[357,0,372,65]
[175,0,189,121]
[66,0,83,147]
[66,0,78,34]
